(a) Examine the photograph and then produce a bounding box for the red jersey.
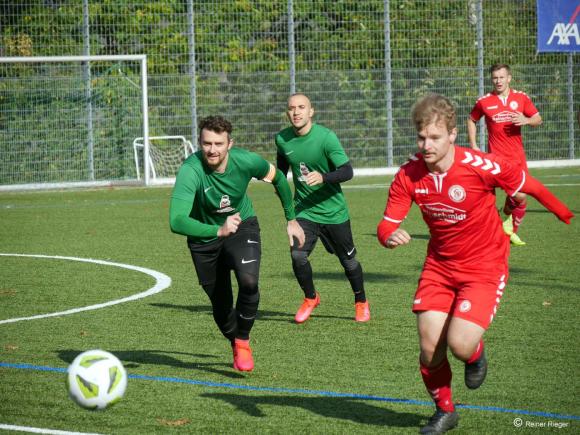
[469,90,539,167]
[382,147,525,267]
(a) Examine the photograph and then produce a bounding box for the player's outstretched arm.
[519,175,574,224]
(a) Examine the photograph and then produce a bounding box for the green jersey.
[171,147,270,244]
[275,123,350,224]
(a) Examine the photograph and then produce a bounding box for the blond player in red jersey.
[467,63,543,246]
[377,94,573,434]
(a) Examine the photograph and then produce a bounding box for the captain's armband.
[261,163,277,184]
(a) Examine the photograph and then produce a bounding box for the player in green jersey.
[170,115,305,372]
[275,93,370,324]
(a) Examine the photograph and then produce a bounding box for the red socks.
[420,358,455,412]
[467,340,484,364]
[504,196,526,233]
[511,204,526,233]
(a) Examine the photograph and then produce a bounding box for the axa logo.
[547,6,580,46]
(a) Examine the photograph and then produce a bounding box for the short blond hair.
[411,93,456,132]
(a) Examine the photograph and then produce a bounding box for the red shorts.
[412,257,509,329]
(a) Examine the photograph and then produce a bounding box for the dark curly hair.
[198,116,233,138]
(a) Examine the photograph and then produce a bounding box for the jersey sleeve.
[521,175,574,224]
[377,168,413,246]
[169,164,220,238]
[522,94,539,118]
[324,129,350,168]
[272,169,297,220]
[469,99,483,122]
[246,151,271,180]
[482,154,526,196]
[171,163,200,201]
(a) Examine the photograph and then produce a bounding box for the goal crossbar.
[0,55,152,186]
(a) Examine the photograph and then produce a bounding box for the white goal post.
[133,135,196,184]
[0,55,152,190]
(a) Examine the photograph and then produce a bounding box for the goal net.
[133,136,196,184]
[0,55,150,190]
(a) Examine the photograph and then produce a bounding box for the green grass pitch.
[0,167,579,434]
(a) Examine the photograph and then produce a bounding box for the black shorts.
[188,217,261,286]
[293,218,356,260]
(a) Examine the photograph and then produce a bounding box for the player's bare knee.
[448,338,476,361]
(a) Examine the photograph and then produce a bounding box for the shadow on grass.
[363,232,431,241]
[274,271,417,283]
[57,348,245,379]
[149,303,353,323]
[200,392,424,428]
[523,208,579,215]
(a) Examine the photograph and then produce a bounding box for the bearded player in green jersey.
[170,116,305,372]
[275,93,370,324]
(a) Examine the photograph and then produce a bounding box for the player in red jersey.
[377,94,573,434]
[467,63,543,246]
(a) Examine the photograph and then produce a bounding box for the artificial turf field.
[0,167,579,434]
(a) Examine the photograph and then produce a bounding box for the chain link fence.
[0,0,577,187]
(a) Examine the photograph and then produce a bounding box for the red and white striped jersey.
[382,146,525,267]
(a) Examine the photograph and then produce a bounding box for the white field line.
[0,254,171,325]
[343,182,580,190]
[0,423,104,434]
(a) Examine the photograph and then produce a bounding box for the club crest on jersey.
[459,300,472,313]
[509,101,519,111]
[448,185,466,203]
[216,195,235,213]
[298,162,310,182]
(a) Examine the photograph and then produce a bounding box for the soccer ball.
[66,349,127,410]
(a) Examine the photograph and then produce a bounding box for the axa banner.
[537,0,580,52]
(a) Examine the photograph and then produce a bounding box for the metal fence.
[0,0,578,187]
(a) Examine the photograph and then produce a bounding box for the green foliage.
[0,0,576,183]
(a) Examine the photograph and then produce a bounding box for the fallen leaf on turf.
[156,418,191,427]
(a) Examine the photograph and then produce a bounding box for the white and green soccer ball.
[66,349,127,410]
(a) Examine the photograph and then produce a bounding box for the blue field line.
[2,361,579,421]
